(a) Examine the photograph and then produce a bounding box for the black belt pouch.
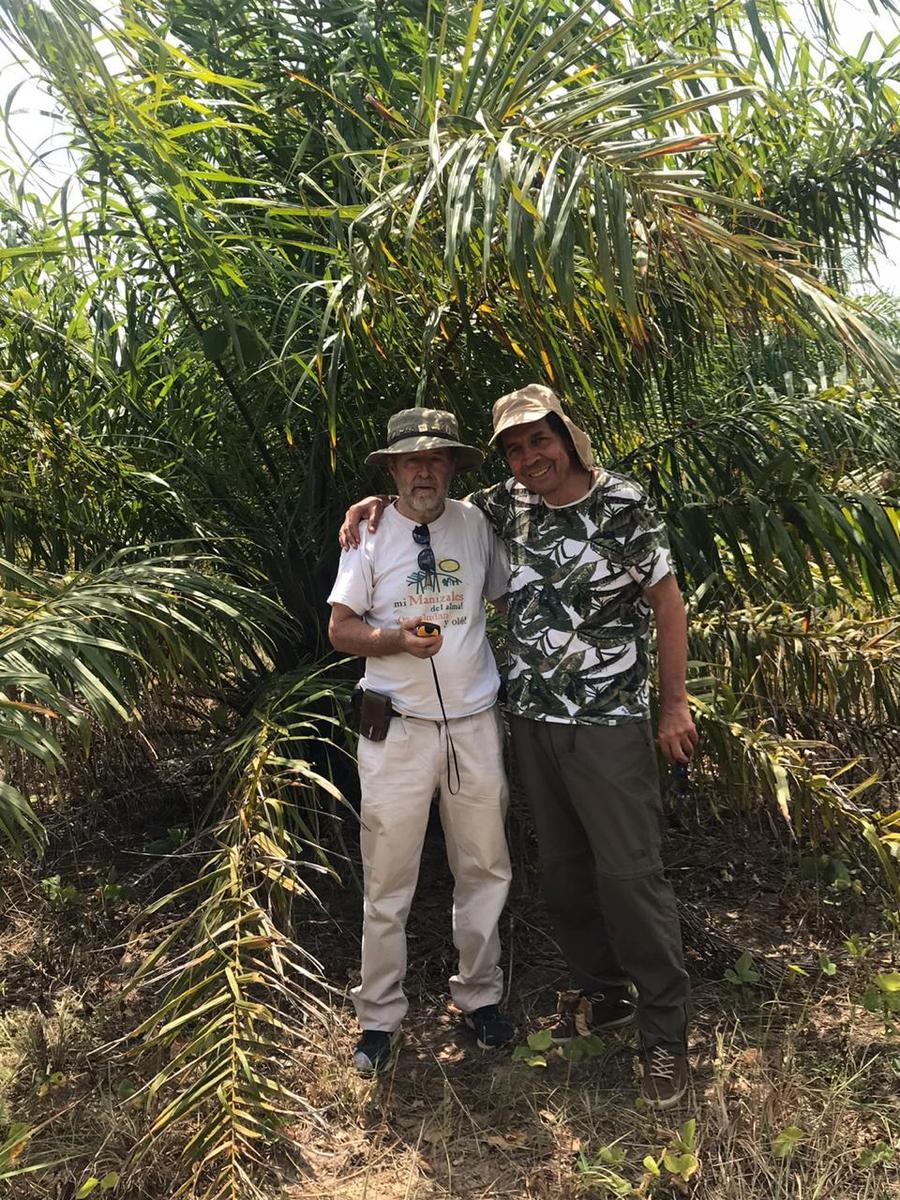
[354,688,394,742]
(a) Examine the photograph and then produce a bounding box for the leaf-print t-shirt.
[470,471,672,724]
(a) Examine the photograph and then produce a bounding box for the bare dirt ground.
[1,767,897,1199]
[284,800,900,1200]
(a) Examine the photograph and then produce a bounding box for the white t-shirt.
[328,500,509,719]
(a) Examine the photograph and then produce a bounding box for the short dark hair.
[498,411,579,464]
[544,412,579,464]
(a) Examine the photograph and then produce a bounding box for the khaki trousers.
[353,705,511,1031]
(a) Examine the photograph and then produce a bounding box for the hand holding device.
[414,620,441,637]
[397,616,442,658]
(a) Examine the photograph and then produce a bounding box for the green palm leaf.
[0,552,280,847]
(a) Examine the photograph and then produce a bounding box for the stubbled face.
[500,417,579,501]
[388,449,456,521]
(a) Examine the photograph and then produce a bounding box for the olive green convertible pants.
[510,716,690,1051]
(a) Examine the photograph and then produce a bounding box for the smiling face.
[388,448,456,523]
[500,416,590,504]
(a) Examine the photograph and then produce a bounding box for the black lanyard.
[429,659,461,795]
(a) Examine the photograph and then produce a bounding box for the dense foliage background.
[0,0,898,1194]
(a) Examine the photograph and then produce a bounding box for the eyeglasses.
[412,524,437,576]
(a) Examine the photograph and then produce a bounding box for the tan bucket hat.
[490,383,594,472]
[365,407,484,471]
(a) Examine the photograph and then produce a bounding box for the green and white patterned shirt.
[470,470,672,724]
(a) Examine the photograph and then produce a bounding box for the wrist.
[659,693,689,712]
[372,626,402,655]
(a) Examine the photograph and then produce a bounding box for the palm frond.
[611,383,900,607]
[122,668,350,1198]
[685,603,900,893]
[0,552,280,848]
[310,9,900,404]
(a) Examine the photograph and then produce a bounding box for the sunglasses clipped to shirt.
[412,523,437,578]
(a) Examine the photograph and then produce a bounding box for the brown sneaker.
[551,989,636,1044]
[640,1043,689,1109]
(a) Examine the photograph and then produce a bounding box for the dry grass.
[0,776,897,1199]
[281,979,899,1200]
[280,810,899,1200]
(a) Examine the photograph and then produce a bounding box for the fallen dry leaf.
[485,1131,528,1151]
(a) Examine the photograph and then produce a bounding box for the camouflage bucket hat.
[366,407,484,471]
[490,383,594,472]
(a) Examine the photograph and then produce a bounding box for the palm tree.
[0,549,350,1199]
[0,0,898,1192]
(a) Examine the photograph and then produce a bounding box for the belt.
[397,711,462,724]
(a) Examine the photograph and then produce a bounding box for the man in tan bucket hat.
[489,383,596,473]
[341,386,697,1106]
[474,383,697,1108]
[329,408,514,1075]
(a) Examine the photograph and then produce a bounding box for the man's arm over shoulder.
[338,498,391,550]
[465,480,512,540]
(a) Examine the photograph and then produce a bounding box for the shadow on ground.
[285,797,899,1199]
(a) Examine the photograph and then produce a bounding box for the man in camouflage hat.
[328,408,514,1075]
[340,386,697,1108]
